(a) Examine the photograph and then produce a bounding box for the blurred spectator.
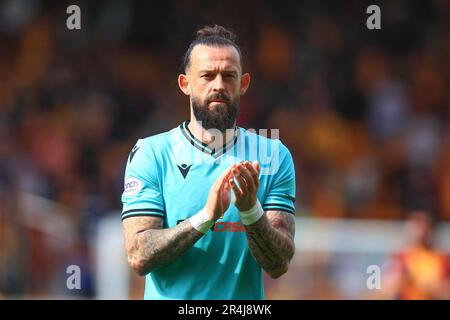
[382,211,450,299]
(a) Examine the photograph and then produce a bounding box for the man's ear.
[178,74,191,96]
[240,73,251,95]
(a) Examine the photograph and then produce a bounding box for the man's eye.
[202,74,213,79]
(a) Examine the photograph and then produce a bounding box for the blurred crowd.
[1,0,449,298]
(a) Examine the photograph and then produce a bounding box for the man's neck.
[187,119,236,149]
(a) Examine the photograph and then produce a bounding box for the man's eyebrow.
[199,69,239,74]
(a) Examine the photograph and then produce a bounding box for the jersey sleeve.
[121,139,166,221]
[262,143,296,214]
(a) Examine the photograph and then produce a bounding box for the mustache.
[206,92,230,104]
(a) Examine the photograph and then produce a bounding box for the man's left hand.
[227,161,260,211]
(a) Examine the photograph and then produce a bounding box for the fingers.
[216,161,260,199]
[223,169,233,192]
[232,166,248,195]
[252,160,260,175]
[229,177,243,197]
[216,165,233,189]
[230,161,260,197]
[220,169,233,190]
[244,161,260,190]
[236,163,256,193]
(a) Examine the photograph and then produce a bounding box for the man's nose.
[212,74,226,92]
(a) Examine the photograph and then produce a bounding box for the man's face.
[182,44,247,132]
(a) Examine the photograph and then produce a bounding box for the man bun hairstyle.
[182,25,243,72]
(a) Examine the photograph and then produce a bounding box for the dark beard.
[192,92,239,133]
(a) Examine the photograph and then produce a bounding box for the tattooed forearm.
[123,217,204,276]
[244,211,295,278]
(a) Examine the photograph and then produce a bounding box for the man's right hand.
[204,166,233,221]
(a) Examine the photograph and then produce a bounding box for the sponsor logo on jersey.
[124,177,143,196]
[176,219,245,232]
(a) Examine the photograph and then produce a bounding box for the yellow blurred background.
[1,0,449,299]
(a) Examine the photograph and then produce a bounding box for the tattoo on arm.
[244,210,296,278]
[123,216,204,276]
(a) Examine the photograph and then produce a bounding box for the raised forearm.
[244,213,295,278]
[128,220,204,275]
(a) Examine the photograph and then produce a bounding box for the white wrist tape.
[239,200,264,225]
[189,209,215,234]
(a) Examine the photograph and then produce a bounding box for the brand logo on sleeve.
[124,177,143,196]
[129,145,140,163]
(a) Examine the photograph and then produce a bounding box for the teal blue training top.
[121,121,296,300]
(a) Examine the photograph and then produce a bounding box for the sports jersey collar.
[179,121,239,158]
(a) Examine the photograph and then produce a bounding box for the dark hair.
[182,25,243,72]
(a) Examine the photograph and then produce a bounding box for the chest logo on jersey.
[177,164,191,179]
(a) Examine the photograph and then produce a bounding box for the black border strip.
[122,208,166,216]
[266,193,296,203]
[263,203,295,214]
[183,121,211,149]
[179,123,211,154]
[121,213,166,221]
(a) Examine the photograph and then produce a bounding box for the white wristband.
[239,200,264,225]
[189,209,215,234]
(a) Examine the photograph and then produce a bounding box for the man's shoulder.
[126,126,180,169]
[137,126,180,151]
